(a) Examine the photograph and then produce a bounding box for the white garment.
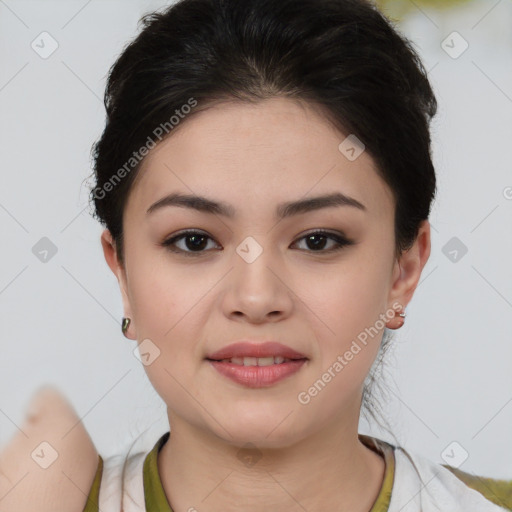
[97,443,508,511]
[99,451,146,512]
[390,447,508,511]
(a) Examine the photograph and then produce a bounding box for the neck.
[157,414,385,512]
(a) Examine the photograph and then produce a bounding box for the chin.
[209,413,307,450]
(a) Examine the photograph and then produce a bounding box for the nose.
[221,244,294,324]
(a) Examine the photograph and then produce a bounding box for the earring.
[387,310,406,330]
[121,317,131,338]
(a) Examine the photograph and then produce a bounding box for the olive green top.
[83,432,512,511]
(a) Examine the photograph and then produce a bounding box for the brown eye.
[162,230,219,255]
[292,230,354,253]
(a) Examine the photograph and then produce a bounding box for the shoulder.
[390,443,511,511]
[0,386,100,512]
[441,464,512,510]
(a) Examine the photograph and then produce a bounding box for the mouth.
[205,355,306,366]
[205,341,309,388]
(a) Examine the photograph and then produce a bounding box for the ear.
[387,219,431,313]
[100,228,136,340]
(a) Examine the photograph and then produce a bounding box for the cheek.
[125,250,208,404]
[297,268,387,418]
[302,253,392,397]
[127,245,197,337]
[313,261,389,341]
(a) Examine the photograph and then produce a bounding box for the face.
[102,97,430,448]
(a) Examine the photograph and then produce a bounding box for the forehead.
[125,97,394,222]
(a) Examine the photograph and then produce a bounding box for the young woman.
[1,0,510,510]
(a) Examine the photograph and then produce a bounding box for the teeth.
[220,356,292,366]
[255,357,274,366]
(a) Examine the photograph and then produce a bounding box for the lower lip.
[207,359,308,388]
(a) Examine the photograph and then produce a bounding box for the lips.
[206,341,308,361]
[206,342,308,388]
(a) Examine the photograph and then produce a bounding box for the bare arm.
[0,386,100,512]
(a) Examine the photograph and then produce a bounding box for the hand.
[0,386,100,512]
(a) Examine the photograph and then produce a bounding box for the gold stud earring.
[121,317,131,338]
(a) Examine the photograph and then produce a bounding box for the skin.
[0,386,99,512]
[102,96,431,512]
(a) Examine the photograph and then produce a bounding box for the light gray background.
[1,0,511,479]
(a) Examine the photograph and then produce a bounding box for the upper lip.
[206,341,308,360]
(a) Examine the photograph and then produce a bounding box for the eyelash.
[160,229,355,257]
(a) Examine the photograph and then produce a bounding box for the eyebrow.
[146,191,366,219]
